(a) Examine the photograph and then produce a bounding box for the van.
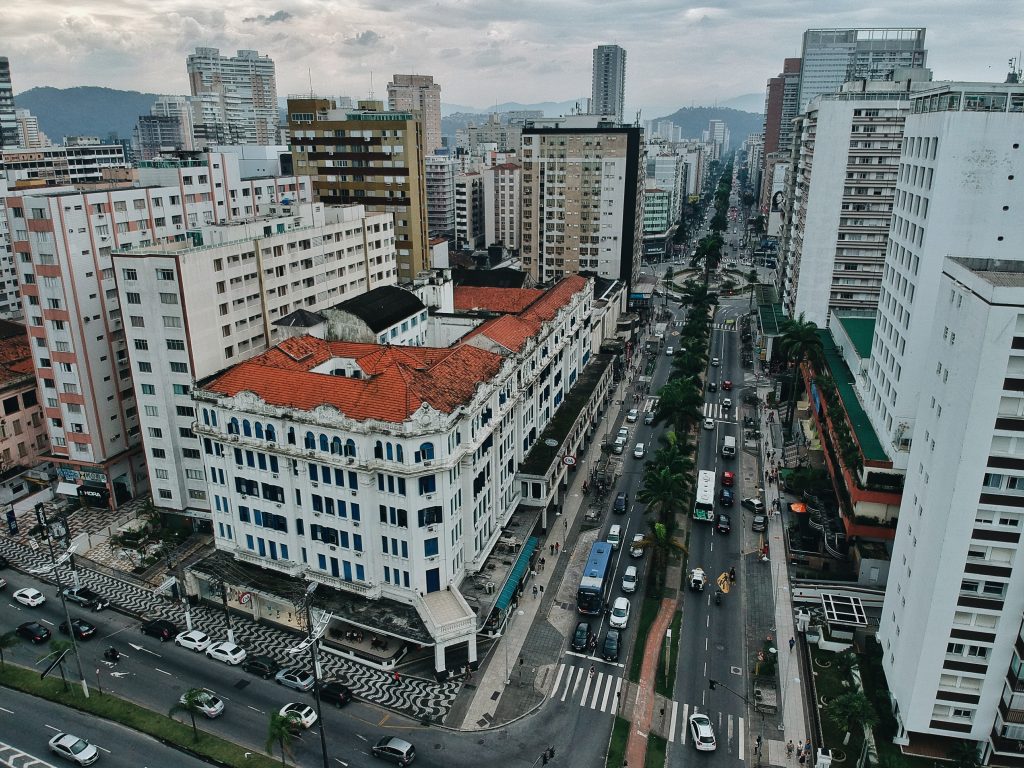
[607,524,622,550]
[721,435,736,458]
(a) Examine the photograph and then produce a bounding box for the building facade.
[591,45,626,123]
[424,153,456,242]
[0,57,16,150]
[763,58,802,158]
[0,319,49,471]
[482,162,521,251]
[387,74,443,155]
[1,142,129,187]
[455,171,484,252]
[186,48,278,145]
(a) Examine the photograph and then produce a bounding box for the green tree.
[826,691,879,736]
[169,687,206,741]
[0,630,18,670]
[656,379,704,435]
[632,520,687,590]
[37,639,73,692]
[746,269,759,309]
[638,466,688,528]
[266,712,299,766]
[948,740,981,768]
[777,313,824,437]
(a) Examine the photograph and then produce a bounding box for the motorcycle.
[714,590,722,606]
[103,646,119,662]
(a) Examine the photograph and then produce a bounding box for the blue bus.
[577,542,614,615]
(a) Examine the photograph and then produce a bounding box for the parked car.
[16,620,51,644]
[752,514,768,532]
[719,488,734,507]
[665,346,674,356]
[621,566,638,594]
[48,732,99,766]
[280,702,318,730]
[0,576,6,590]
[602,629,621,662]
[62,586,109,611]
[242,654,281,678]
[318,679,353,707]
[59,618,96,640]
[626,408,639,423]
[13,587,46,607]
[609,597,630,629]
[716,513,732,534]
[721,470,734,487]
[613,492,628,514]
[174,630,212,652]
[371,736,417,766]
[182,688,225,718]
[206,641,247,665]
[276,668,316,692]
[612,436,627,454]
[689,712,717,751]
[617,427,629,441]
[140,619,179,641]
[0,554,8,569]
[572,621,590,652]
[743,497,766,514]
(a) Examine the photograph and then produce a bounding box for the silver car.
[275,668,315,692]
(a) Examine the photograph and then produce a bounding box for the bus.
[577,542,614,615]
[694,470,715,522]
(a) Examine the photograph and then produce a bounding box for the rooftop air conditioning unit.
[484,582,496,595]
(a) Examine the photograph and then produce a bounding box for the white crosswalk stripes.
[703,402,734,420]
[668,704,745,759]
[552,663,622,713]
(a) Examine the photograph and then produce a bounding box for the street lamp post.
[289,582,332,768]
[709,678,766,765]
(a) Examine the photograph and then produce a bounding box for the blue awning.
[496,536,540,612]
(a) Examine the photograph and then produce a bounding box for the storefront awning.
[56,482,79,496]
[495,536,540,612]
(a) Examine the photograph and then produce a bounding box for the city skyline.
[4,0,1022,119]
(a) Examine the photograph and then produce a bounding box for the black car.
[571,621,590,653]
[719,488,734,507]
[242,654,281,678]
[613,492,628,514]
[318,680,353,707]
[716,513,732,534]
[62,586,110,611]
[140,618,179,641]
[708,381,717,393]
[601,629,621,662]
[17,620,51,644]
[59,617,97,640]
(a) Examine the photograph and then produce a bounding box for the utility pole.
[289,582,332,768]
[709,678,765,765]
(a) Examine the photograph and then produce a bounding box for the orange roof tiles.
[454,286,544,314]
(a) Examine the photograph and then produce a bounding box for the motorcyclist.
[714,589,723,605]
[729,566,736,583]
[104,646,119,661]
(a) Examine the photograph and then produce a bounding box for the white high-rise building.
[387,75,443,155]
[455,171,484,251]
[424,153,456,242]
[0,57,17,150]
[186,48,278,145]
[591,45,626,123]
[482,162,521,250]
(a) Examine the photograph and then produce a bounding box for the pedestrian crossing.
[669,701,745,757]
[712,323,737,331]
[551,662,623,713]
[703,402,734,421]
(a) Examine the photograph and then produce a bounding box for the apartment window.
[163,316,182,328]
[130,316,145,327]
[144,405,158,417]
[169,362,188,374]
[125,292,141,304]
[134,339,149,351]
[122,268,138,281]
[159,293,178,305]
[138,362,152,373]
[140,384,155,395]
[147,427,163,438]
[156,269,175,281]
[166,339,185,351]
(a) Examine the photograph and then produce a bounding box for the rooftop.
[453,267,532,289]
[832,314,875,359]
[818,329,887,462]
[464,275,589,352]
[272,308,325,328]
[454,286,545,314]
[331,286,425,333]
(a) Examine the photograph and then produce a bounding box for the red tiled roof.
[454,286,544,314]
[0,324,37,389]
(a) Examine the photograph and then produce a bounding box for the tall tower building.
[0,57,18,149]
[798,28,927,113]
[387,75,443,154]
[186,48,278,144]
[763,58,802,157]
[288,97,430,279]
[591,45,626,123]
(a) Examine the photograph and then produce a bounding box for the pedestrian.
[789,637,796,652]
[555,542,560,554]
[530,569,537,580]
[540,556,546,572]
[393,670,400,684]
[550,543,555,556]
[799,754,806,765]
[805,739,812,756]
[539,584,544,594]
[787,740,794,758]
[532,584,539,599]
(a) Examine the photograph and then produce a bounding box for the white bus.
[694,469,715,522]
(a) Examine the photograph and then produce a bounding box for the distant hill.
[441,99,582,118]
[14,87,160,142]
[651,106,763,146]
[720,93,765,114]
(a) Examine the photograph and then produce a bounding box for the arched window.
[304,431,316,450]
[331,437,343,455]
[419,442,435,462]
[202,409,210,426]
[254,422,264,439]
[319,434,329,452]
[210,411,217,427]
[395,445,404,462]
[242,420,252,437]
[385,443,394,461]
[287,427,296,445]
[266,425,277,443]
[228,418,240,435]
[345,439,357,457]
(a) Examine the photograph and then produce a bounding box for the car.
[752,514,768,532]
[318,679,354,707]
[0,576,6,590]
[174,629,212,652]
[711,357,720,366]
[206,641,247,665]
[612,436,627,454]
[140,618,179,641]
[572,620,591,652]
[722,379,733,391]
[626,408,639,423]
[276,667,316,692]
[279,702,318,730]
[371,736,417,766]
[743,497,766,514]
[48,732,99,766]
[707,381,717,393]
[633,442,645,459]
[621,565,638,593]
[689,712,717,751]
[716,513,732,534]
[613,492,628,514]
[62,586,109,611]
[665,346,674,356]
[721,470,735,487]
[703,418,715,430]
[609,597,630,629]
[182,688,225,718]
[719,488,734,507]
[16,620,51,643]
[617,427,629,440]
[689,567,708,592]
[722,397,732,409]
[602,629,621,662]
[13,587,45,607]
[59,617,97,640]
[607,524,622,550]
[643,411,655,425]
[629,534,646,558]
[242,654,281,678]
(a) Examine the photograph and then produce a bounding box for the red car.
[722,380,733,391]
[721,470,735,487]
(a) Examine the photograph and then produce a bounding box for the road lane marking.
[579,672,593,706]
[668,701,678,742]
[600,675,613,712]
[590,673,604,708]
[738,715,744,757]
[552,662,565,694]
[154,667,172,676]
[681,704,689,744]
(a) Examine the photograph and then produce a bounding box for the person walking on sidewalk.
[789,636,796,652]
[555,542,560,554]
[532,584,539,599]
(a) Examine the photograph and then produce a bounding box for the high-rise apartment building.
[0,57,17,150]
[591,45,626,123]
[1,141,129,186]
[186,48,278,145]
[288,98,430,279]
[763,58,802,157]
[482,162,521,250]
[703,119,730,160]
[14,109,47,148]
[520,116,644,285]
[424,153,456,241]
[798,28,927,112]
[455,171,484,251]
[3,151,309,506]
[387,75,443,155]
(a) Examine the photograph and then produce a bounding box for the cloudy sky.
[4,0,1022,116]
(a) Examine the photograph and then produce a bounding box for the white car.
[280,702,318,729]
[703,418,715,431]
[689,712,717,751]
[630,534,646,558]
[666,346,674,356]
[711,357,720,366]
[722,397,732,409]
[612,436,627,455]
[48,732,99,765]
[617,427,629,441]
[609,596,631,629]
[174,630,212,652]
[633,442,645,459]
[622,565,638,593]
[182,688,225,718]
[205,641,247,665]
[13,587,46,607]
[626,408,639,423]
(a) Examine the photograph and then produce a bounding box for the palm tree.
[0,630,18,670]
[777,313,824,437]
[633,520,687,590]
[948,740,981,768]
[638,466,688,528]
[266,712,298,766]
[746,269,759,309]
[656,379,703,435]
[169,687,205,741]
[826,691,879,738]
